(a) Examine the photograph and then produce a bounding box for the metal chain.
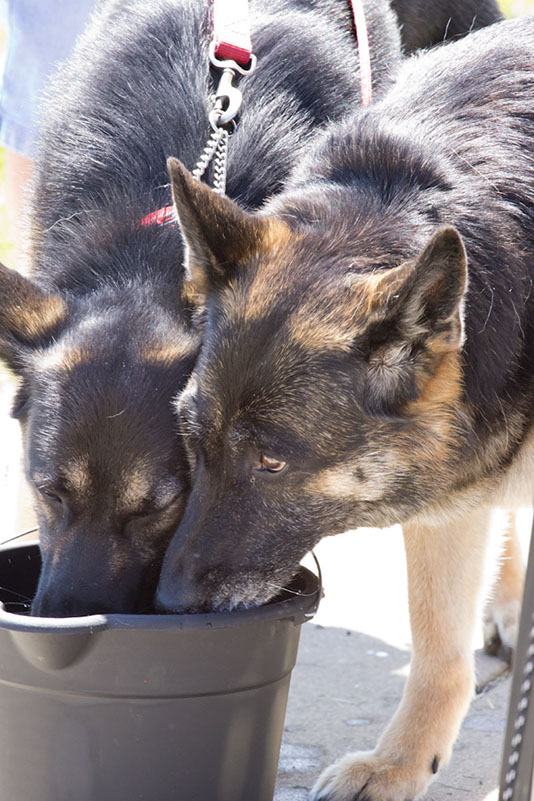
[191,126,229,196]
[192,127,227,182]
[190,47,256,197]
[501,613,534,800]
[211,129,229,195]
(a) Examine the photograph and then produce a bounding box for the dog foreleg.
[484,510,524,662]
[311,506,492,801]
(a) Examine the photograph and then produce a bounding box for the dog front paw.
[310,751,435,801]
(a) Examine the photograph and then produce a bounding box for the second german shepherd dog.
[160,17,534,801]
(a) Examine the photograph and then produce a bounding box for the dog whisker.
[0,586,34,603]
[265,581,318,598]
[107,407,127,419]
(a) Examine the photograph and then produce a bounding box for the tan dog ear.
[0,263,67,373]
[362,226,468,415]
[167,157,271,299]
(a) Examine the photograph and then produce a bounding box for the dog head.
[0,261,199,616]
[156,160,468,612]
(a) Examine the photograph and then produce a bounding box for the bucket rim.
[0,541,321,634]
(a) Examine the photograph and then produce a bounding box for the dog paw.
[310,751,434,801]
[483,598,520,664]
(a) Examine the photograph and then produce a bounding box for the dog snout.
[31,592,119,618]
[155,569,207,613]
[31,543,153,617]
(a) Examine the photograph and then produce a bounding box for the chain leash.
[192,127,229,195]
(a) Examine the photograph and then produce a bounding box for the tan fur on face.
[288,299,359,352]
[64,456,92,496]
[120,464,152,513]
[141,336,196,365]
[37,342,94,373]
[19,294,67,340]
[305,455,393,502]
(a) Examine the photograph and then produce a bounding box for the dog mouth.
[156,570,309,615]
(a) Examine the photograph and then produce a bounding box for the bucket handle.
[1,526,40,546]
[304,550,323,619]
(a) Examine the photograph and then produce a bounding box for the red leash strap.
[349,0,373,106]
[213,0,253,67]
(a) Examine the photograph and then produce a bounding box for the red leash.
[213,0,253,67]
[349,0,373,106]
[141,0,372,227]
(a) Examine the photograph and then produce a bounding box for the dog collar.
[140,206,176,227]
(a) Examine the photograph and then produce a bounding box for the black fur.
[390,0,502,52]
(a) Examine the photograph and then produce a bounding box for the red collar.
[140,206,176,227]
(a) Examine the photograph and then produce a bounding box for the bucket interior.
[0,542,320,623]
[0,543,42,614]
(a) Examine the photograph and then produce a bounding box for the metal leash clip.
[192,44,257,196]
[208,41,256,131]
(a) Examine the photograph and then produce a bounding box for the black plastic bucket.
[0,541,321,801]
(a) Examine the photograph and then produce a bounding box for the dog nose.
[155,579,207,614]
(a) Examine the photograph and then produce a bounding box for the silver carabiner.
[210,68,243,128]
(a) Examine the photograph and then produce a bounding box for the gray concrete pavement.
[274,527,516,801]
[275,629,508,801]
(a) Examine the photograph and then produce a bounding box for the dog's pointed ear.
[361,226,468,415]
[168,157,272,299]
[0,263,67,374]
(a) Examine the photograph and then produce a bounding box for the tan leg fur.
[484,512,524,662]
[312,506,494,801]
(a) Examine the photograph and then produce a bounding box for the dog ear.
[362,226,468,415]
[167,157,272,300]
[0,263,67,374]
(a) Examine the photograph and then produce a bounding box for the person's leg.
[0,0,97,266]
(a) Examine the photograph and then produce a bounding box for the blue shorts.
[0,0,96,157]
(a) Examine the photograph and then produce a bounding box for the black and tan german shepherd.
[160,16,534,801]
[0,0,501,617]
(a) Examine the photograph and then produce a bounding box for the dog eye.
[258,453,287,473]
[39,487,62,503]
